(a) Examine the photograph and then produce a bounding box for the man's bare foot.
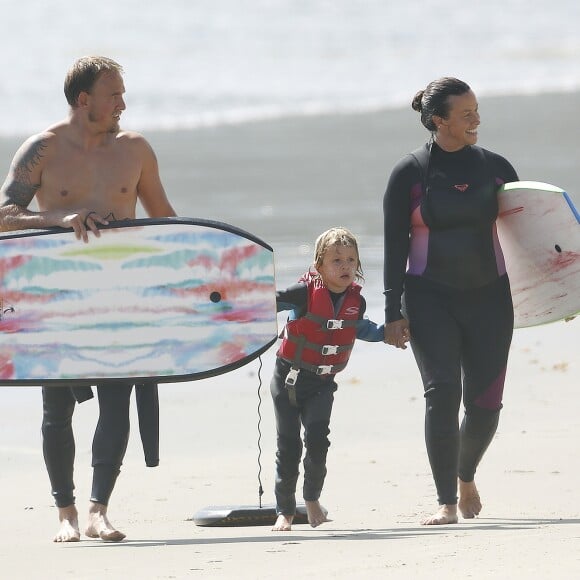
[421,504,458,525]
[85,502,126,542]
[305,500,330,528]
[458,479,482,519]
[272,514,294,531]
[54,505,81,542]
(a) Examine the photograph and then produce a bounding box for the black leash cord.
[256,356,264,508]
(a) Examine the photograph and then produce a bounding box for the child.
[271,227,384,531]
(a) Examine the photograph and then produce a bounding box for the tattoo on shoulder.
[4,138,46,207]
[15,138,47,179]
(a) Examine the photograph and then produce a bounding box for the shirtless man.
[0,56,176,542]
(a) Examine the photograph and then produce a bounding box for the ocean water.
[0,0,579,137]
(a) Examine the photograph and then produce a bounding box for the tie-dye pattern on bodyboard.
[0,218,277,385]
[497,181,580,327]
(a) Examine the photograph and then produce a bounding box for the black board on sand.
[191,504,309,527]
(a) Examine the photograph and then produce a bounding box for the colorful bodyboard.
[496,181,580,328]
[0,218,277,385]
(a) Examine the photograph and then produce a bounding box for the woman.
[383,77,518,525]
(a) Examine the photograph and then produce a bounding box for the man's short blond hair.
[64,56,123,108]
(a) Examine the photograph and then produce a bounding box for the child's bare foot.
[272,514,294,531]
[85,502,126,542]
[305,500,330,528]
[458,479,482,519]
[421,504,458,525]
[53,505,81,542]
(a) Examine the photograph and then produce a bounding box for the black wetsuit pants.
[403,274,513,506]
[41,382,133,508]
[270,359,336,516]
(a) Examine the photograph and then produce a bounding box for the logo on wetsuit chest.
[454,184,469,192]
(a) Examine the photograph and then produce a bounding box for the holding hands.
[385,319,410,349]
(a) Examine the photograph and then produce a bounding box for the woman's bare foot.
[54,505,81,542]
[305,500,330,528]
[421,504,458,525]
[85,502,126,542]
[272,514,294,531]
[458,479,482,519]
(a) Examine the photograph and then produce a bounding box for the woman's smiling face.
[434,90,480,152]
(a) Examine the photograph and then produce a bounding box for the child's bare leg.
[85,501,126,542]
[53,505,81,542]
[305,500,330,528]
[458,479,482,518]
[272,514,294,531]
[421,504,458,525]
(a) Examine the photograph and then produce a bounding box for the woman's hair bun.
[411,90,424,112]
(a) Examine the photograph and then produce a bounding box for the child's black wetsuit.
[272,281,383,515]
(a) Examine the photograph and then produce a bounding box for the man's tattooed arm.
[1,137,46,207]
[0,136,47,230]
[1,180,40,208]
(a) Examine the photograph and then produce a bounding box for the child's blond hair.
[313,227,364,282]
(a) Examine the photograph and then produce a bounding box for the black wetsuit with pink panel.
[383,141,518,505]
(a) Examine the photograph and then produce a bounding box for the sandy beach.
[0,92,579,578]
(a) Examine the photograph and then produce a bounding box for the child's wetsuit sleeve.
[276,282,307,315]
[356,295,385,342]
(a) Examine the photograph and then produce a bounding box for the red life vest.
[277,275,362,376]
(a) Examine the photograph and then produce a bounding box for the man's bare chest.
[39,148,141,207]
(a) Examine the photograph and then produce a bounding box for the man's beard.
[88,110,119,133]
